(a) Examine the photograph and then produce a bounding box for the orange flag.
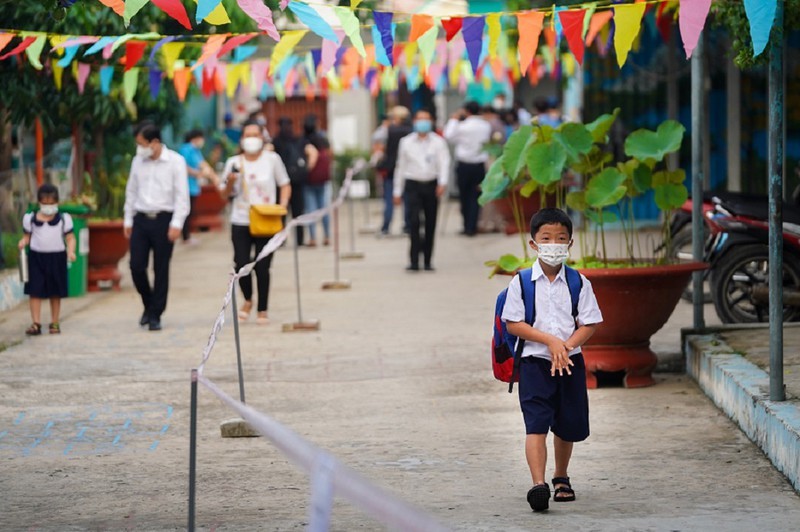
[173,67,192,101]
[586,11,613,46]
[517,11,544,74]
[408,14,434,42]
[97,0,125,16]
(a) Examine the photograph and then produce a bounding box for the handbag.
[249,204,287,237]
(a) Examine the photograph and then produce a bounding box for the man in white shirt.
[123,124,190,331]
[393,109,451,271]
[443,101,492,237]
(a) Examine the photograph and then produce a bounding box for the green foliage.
[2,231,23,270]
[333,148,374,195]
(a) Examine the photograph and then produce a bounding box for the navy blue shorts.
[518,353,590,442]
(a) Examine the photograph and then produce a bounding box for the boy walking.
[501,208,603,512]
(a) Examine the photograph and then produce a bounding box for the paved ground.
[1,200,799,531]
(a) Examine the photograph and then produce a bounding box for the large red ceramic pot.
[491,188,557,235]
[578,261,708,388]
[87,219,128,291]
[190,184,226,232]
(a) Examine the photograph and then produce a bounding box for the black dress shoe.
[139,313,150,327]
[405,265,420,272]
[148,318,162,331]
[424,264,435,271]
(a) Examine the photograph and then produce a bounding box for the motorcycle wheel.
[668,225,711,303]
[711,244,800,323]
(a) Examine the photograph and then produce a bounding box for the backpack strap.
[509,268,534,393]
[564,265,583,324]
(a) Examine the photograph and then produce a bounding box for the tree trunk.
[72,121,85,195]
[0,106,11,176]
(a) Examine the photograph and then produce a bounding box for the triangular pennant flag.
[679,0,712,59]
[441,17,463,42]
[123,67,140,102]
[237,0,280,41]
[148,36,176,64]
[233,45,258,63]
[76,63,91,94]
[371,25,389,66]
[559,9,586,65]
[214,62,226,93]
[251,59,269,91]
[373,11,394,64]
[409,14,435,42]
[21,34,46,70]
[744,0,777,58]
[289,1,340,44]
[613,3,647,67]
[57,45,80,68]
[84,36,116,56]
[202,66,216,97]
[194,0,223,23]
[582,3,597,37]
[360,44,375,80]
[151,0,192,30]
[52,36,99,50]
[656,3,673,43]
[217,34,257,58]
[462,16,485,75]
[280,0,290,9]
[192,61,204,87]
[517,11,544,74]
[403,41,418,69]
[417,27,438,72]
[304,51,317,84]
[269,30,307,76]
[487,13,501,58]
[124,41,147,72]
[98,0,125,16]
[99,65,114,94]
[586,11,613,46]
[193,34,227,70]
[0,36,36,61]
[102,41,116,60]
[226,63,243,97]
[52,64,64,90]
[173,67,191,101]
[149,68,162,99]
[123,0,150,27]
[334,6,366,57]
[543,27,557,67]
[0,34,16,55]
[161,42,185,78]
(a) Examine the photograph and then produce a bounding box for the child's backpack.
[492,265,583,393]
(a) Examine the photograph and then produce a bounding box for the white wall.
[327,88,374,153]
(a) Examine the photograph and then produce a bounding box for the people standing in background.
[370,113,389,167]
[483,104,508,144]
[303,125,332,247]
[18,184,77,336]
[272,117,314,247]
[219,120,291,325]
[444,101,492,237]
[223,112,241,146]
[393,109,451,272]
[377,106,414,236]
[123,124,190,331]
[178,130,218,245]
[533,97,564,128]
[515,99,533,126]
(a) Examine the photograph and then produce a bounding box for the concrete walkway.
[1,200,799,530]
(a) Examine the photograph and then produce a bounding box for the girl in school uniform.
[18,184,77,335]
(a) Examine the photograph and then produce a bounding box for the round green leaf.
[554,123,594,162]
[585,167,627,208]
[526,141,567,186]
[498,254,526,272]
[585,209,619,224]
[502,125,534,180]
[654,183,689,211]
[478,156,510,206]
[565,190,587,212]
[585,108,620,143]
[632,164,652,194]
[624,120,686,162]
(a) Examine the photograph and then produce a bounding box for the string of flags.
[0,0,782,103]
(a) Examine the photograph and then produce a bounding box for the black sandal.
[49,323,61,334]
[552,476,576,502]
[526,483,550,512]
[25,323,42,336]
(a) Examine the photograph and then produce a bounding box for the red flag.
[657,3,672,43]
[441,17,463,42]
[202,67,216,97]
[0,36,36,61]
[217,33,257,58]
[124,41,147,72]
[558,9,586,65]
[151,0,193,30]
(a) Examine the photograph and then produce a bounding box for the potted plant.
[86,169,128,291]
[482,109,707,388]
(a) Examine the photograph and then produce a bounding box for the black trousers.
[288,182,305,246]
[405,180,438,267]
[182,195,197,241]
[130,212,175,320]
[456,161,485,235]
[231,224,274,312]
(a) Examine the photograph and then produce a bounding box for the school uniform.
[394,132,451,269]
[22,212,73,298]
[501,261,603,441]
[443,116,492,235]
[123,146,190,326]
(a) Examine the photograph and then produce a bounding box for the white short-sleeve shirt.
[219,153,291,226]
[501,260,603,361]
[23,212,73,253]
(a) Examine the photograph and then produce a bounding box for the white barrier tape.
[308,452,336,532]
[197,160,368,375]
[198,374,449,532]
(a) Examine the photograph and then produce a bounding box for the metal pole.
[293,230,304,323]
[230,286,246,404]
[333,207,341,282]
[691,34,705,330]
[768,1,785,402]
[188,369,198,532]
[348,195,357,254]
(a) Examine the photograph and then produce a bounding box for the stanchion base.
[282,320,321,332]
[340,252,365,260]
[359,225,380,235]
[321,280,351,290]
[220,418,260,438]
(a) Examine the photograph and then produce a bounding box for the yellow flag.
[404,41,418,69]
[613,3,646,68]
[161,42,185,78]
[53,63,64,90]
[487,13,501,58]
[49,35,68,56]
[192,0,230,25]
[269,30,307,76]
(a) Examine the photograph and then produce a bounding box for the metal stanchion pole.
[340,189,365,260]
[283,229,320,331]
[231,287,246,403]
[188,369,198,532]
[322,205,351,290]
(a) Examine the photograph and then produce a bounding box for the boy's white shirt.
[501,259,603,361]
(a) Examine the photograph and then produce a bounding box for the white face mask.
[40,204,59,216]
[241,137,264,154]
[136,145,153,158]
[534,241,570,267]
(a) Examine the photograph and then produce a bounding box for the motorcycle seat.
[713,194,800,226]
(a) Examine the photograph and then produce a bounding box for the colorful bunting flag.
[57,45,80,68]
[373,11,394,65]
[586,11,613,46]
[289,1,340,44]
[173,66,191,101]
[147,68,162,98]
[0,36,36,61]
[193,34,227,70]
[21,34,47,70]
[76,63,91,94]
[417,27,438,71]
[53,36,99,50]
[125,41,147,72]
[613,3,646,67]
[744,0,777,57]
[100,65,114,94]
[161,42,185,78]
[319,28,345,75]
[123,0,150,28]
[558,9,586,65]
[52,63,64,90]
[334,6,366,57]
[194,0,224,24]
[237,0,280,41]
[98,0,125,17]
[84,36,116,56]
[441,17,463,42]
[269,30,307,76]
[487,13,501,58]
[151,0,192,30]
[409,14,435,42]
[517,11,544,73]
[462,16,485,74]
[679,0,712,58]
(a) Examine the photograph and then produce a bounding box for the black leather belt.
[137,211,172,219]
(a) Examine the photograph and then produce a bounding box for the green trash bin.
[59,204,91,298]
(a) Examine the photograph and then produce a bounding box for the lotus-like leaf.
[565,190,587,212]
[652,168,687,186]
[498,253,526,272]
[520,178,539,198]
[654,182,689,211]
[554,123,594,163]
[624,120,685,162]
[502,125,534,181]
[586,167,627,208]
[585,209,619,224]
[478,156,510,206]
[527,141,567,186]
[585,108,620,143]
[632,163,652,194]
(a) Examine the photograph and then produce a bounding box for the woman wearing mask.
[219,120,291,324]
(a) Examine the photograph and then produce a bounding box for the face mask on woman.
[39,203,59,216]
[241,137,264,154]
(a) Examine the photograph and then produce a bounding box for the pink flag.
[679,0,712,58]
[76,63,91,94]
[237,0,280,41]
